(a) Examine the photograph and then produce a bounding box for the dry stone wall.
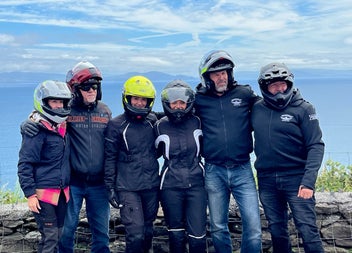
[1,192,351,253]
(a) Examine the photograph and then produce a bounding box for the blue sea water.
[1,78,351,190]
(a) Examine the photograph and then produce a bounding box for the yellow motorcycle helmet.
[122,75,156,119]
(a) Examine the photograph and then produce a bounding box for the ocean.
[1,78,351,190]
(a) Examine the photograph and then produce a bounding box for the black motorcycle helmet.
[161,80,195,123]
[258,62,294,110]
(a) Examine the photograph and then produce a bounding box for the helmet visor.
[207,61,233,73]
[161,87,194,104]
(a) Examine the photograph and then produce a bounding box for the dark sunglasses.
[79,84,98,91]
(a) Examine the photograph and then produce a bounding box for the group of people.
[18,49,325,253]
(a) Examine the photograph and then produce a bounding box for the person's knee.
[298,223,321,243]
[269,223,288,238]
[128,224,145,239]
[188,233,206,249]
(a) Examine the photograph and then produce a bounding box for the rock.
[1,192,352,252]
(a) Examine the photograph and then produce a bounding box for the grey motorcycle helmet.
[198,50,235,92]
[34,80,72,124]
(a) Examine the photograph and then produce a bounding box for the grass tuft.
[0,183,26,204]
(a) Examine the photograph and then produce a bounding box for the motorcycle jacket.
[104,113,160,191]
[67,101,111,186]
[155,115,204,190]
[194,81,260,167]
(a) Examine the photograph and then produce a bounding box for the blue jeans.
[258,174,324,253]
[59,184,110,253]
[205,162,262,253]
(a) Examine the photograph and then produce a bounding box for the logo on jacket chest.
[67,116,86,122]
[67,115,108,123]
[280,114,294,122]
[231,98,242,107]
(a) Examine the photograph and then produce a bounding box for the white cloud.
[0,1,351,75]
[0,34,16,45]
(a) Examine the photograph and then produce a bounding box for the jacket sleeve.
[154,120,164,159]
[104,121,120,190]
[299,103,325,189]
[17,133,45,198]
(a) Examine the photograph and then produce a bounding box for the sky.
[0,0,351,77]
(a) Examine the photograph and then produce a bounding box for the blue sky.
[0,0,351,77]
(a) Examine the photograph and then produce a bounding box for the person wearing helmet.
[20,61,112,253]
[104,76,160,253]
[18,80,72,253]
[252,63,325,253]
[121,75,156,120]
[58,61,112,253]
[155,80,207,253]
[66,60,103,104]
[194,50,262,253]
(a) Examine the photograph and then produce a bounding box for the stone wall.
[1,192,352,253]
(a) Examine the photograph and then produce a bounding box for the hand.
[20,119,40,137]
[108,188,122,209]
[297,185,313,199]
[28,196,41,213]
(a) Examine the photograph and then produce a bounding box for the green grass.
[316,160,352,192]
[0,159,351,204]
[0,183,26,204]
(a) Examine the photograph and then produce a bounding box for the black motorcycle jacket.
[194,82,260,167]
[67,101,111,186]
[104,113,160,191]
[155,115,204,190]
